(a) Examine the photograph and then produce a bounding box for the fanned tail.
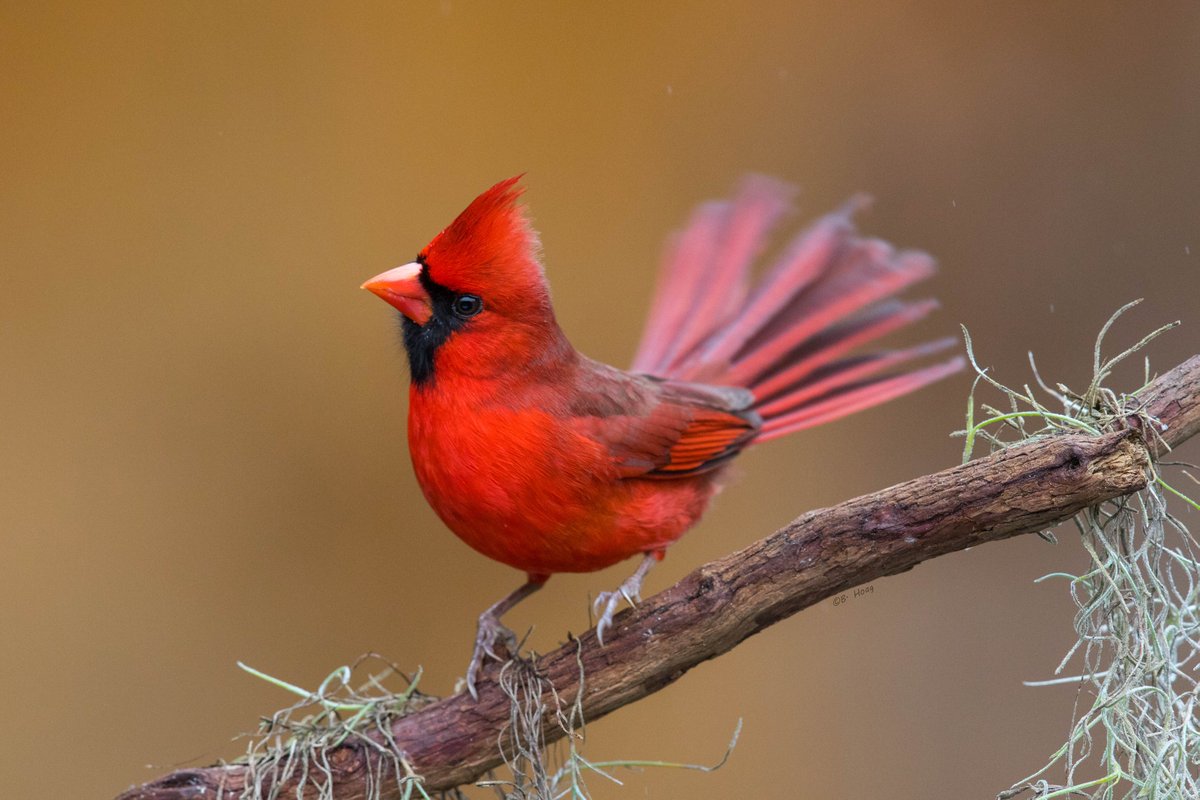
[632,176,963,443]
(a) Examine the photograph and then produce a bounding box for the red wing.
[571,372,761,479]
[650,408,758,476]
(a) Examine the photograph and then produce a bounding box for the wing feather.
[569,365,760,479]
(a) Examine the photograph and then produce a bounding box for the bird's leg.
[593,552,661,646]
[466,575,545,699]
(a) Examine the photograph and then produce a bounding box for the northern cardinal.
[363,176,961,697]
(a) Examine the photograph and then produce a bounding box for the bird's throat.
[399,268,468,385]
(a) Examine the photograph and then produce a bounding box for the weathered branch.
[117,355,1200,800]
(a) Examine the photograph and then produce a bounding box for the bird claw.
[466,611,518,699]
[593,582,642,646]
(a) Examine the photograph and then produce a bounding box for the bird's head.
[363,176,568,386]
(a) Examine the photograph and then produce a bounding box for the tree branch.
[117,355,1200,800]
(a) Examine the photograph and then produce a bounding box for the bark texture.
[116,355,1200,800]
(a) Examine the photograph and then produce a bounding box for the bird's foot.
[593,575,645,646]
[593,553,660,645]
[463,578,545,700]
[466,610,518,700]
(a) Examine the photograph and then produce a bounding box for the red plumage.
[363,175,962,695]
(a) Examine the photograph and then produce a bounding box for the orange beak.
[361,262,433,325]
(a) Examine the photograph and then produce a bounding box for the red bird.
[363,176,961,697]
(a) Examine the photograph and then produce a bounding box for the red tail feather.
[756,337,959,419]
[634,179,796,375]
[632,176,962,440]
[635,202,730,374]
[750,298,940,402]
[757,357,964,441]
[685,196,863,375]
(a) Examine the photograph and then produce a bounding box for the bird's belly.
[407,402,715,575]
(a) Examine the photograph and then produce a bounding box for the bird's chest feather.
[403,376,717,575]
[406,384,616,555]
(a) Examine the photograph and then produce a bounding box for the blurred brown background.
[2,3,1197,798]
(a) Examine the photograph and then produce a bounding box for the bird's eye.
[453,294,483,318]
